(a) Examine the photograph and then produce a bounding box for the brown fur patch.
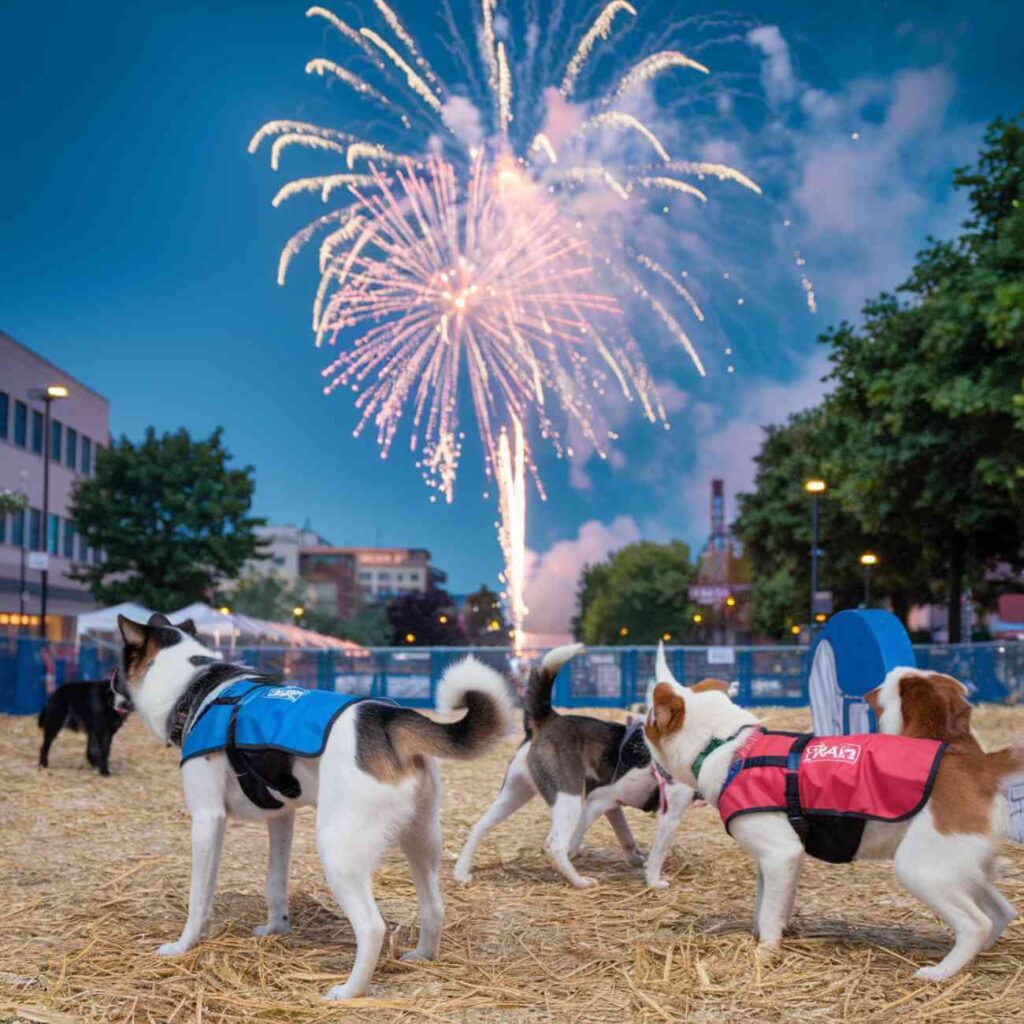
[645,682,685,748]
[898,672,979,752]
[691,678,729,695]
[929,749,1018,835]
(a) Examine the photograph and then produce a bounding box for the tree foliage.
[735,116,1024,640]
[226,572,309,622]
[463,584,509,645]
[574,540,697,645]
[70,427,266,610]
[386,588,467,646]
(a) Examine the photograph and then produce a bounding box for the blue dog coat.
[181,679,358,765]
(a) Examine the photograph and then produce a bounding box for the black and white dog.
[454,644,696,889]
[117,612,513,1001]
[38,672,133,776]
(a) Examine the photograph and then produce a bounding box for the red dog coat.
[717,729,946,863]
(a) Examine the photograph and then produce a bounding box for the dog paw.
[755,941,781,965]
[627,848,647,867]
[253,922,290,937]
[647,878,670,891]
[914,964,956,983]
[325,982,362,1001]
[155,941,192,957]
[573,875,598,889]
[400,948,437,963]
[452,867,473,886]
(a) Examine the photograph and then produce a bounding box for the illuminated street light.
[218,605,231,615]
[804,478,827,494]
[804,478,827,635]
[860,552,879,606]
[438,614,449,625]
[619,626,629,638]
[405,632,416,644]
[725,596,736,608]
[790,624,801,636]
[662,632,671,642]
[692,613,703,624]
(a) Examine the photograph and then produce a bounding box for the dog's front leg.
[255,812,295,937]
[645,783,695,889]
[753,849,803,956]
[567,793,610,859]
[157,811,227,956]
[604,807,645,866]
[545,793,597,887]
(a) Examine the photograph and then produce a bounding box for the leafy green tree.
[225,572,309,621]
[464,584,508,645]
[574,540,697,645]
[70,427,266,610]
[305,602,392,646]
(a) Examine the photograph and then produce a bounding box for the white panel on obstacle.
[808,609,1024,844]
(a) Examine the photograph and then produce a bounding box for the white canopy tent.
[75,601,157,639]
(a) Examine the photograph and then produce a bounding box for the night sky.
[1,0,1020,632]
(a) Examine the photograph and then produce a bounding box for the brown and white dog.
[866,668,980,751]
[455,644,696,889]
[644,654,1022,981]
[117,612,513,1001]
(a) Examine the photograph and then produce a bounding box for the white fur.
[126,621,490,1001]
[541,642,585,675]
[435,655,514,728]
[872,665,921,736]
[648,677,1016,980]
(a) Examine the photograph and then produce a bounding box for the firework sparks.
[252,1,808,638]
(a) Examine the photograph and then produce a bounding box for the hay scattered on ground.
[2,704,1023,1022]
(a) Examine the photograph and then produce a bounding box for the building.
[241,523,332,581]
[298,545,446,620]
[0,332,109,638]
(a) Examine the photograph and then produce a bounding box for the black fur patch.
[38,681,129,776]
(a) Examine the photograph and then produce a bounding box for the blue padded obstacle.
[809,609,915,736]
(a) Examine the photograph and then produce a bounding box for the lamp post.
[18,470,28,617]
[860,552,878,606]
[293,604,305,626]
[804,479,827,634]
[34,384,69,639]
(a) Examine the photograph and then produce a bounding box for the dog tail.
[368,656,516,766]
[985,741,1024,781]
[524,643,584,731]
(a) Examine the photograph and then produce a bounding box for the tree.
[305,602,392,646]
[226,573,309,621]
[463,584,508,645]
[70,427,266,610]
[574,540,697,645]
[386,588,467,646]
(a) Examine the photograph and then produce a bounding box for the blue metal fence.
[2,637,1022,715]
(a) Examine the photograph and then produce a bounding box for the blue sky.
[1,0,1021,632]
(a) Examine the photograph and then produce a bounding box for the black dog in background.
[38,673,132,776]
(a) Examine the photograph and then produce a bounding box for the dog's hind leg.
[645,783,695,889]
[454,746,536,885]
[96,729,113,776]
[38,712,61,768]
[255,812,295,937]
[157,810,227,956]
[604,807,645,866]
[567,792,610,859]
[399,763,444,962]
[545,793,597,888]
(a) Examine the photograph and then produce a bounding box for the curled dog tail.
[524,643,584,731]
[986,741,1024,781]
[360,657,515,773]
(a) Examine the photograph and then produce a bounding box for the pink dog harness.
[717,729,946,863]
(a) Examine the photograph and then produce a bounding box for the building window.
[0,512,5,544]
[0,391,8,440]
[47,513,59,555]
[81,436,92,476]
[91,546,102,565]
[51,420,62,462]
[63,519,75,558]
[29,509,42,551]
[31,410,43,453]
[11,510,24,548]
[78,531,88,562]
[14,401,27,447]
[66,427,77,469]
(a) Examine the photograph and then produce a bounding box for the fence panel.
[1,637,1022,715]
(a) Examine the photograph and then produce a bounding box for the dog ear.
[176,618,198,638]
[691,678,729,695]
[117,615,147,647]
[898,674,950,739]
[864,686,882,718]
[147,612,171,628]
[648,682,686,737]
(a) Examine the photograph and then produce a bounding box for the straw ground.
[2,704,1023,1023]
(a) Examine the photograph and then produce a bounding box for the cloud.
[746,26,797,106]
[668,354,833,540]
[523,515,642,635]
[441,95,484,147]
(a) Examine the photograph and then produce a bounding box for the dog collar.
[691,725,755,783]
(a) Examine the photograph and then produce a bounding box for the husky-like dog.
[455,644,695,889]
[117,612,512,1001]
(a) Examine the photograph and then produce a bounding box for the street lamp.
[618,626,629,638]
[859,552,878,606]
[292,604,305,624]
[803,478,827,634]
[32,384,69,638]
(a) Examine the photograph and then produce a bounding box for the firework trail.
[250,1,808,643]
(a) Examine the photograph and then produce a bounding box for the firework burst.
[250,1,798,646]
